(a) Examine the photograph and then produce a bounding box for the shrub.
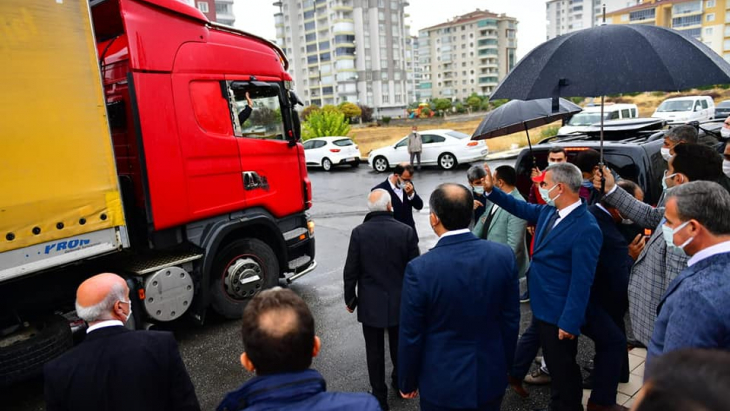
[467,95,482,111]
[381,116,392,125]
[302,109,350,140]
[541,125,560,139]
[358,104,374,122]
[420,107,432,118]
[651,91,666,97]
[455,102,466,114]
[490,99,508,109]
[338,102,362,121]
[301,105,320,121]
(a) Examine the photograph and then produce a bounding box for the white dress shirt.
[86,319,124,334]
[389,177,415,203]
[553,199,582,228]
[437,228,471,245]
[687,240,730,267]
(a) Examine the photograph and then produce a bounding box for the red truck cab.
[93,0,315,320]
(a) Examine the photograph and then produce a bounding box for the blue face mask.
[539,184,560,206]
[581,179,593,189]
[661,220,693,255]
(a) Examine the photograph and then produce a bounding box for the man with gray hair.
[483,162,604,411]
[344,189,419,410]
[44,273,200,411]
[660,125,698,161]
[648,181,730,369]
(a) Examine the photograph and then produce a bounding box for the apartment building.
[417,10,518,101]
[546,0,639,40]
[177,0,235,24]
[405,35,422,102]
[606,0,729,60]
[274,0,409,118]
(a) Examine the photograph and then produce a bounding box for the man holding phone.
[372,163,424,237]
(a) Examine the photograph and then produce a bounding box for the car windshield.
[567,112,605,126]
[333,139,354,146]
[656,100,694,112]
[718,101,730,108]
[445,131,470,139]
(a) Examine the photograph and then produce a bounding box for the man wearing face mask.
[483,162,602,411]
[44,273,200,411]
[593,143,723,348]
[467,165,489,222]
[660,125,698,162]
[529,146,568,205]
[372,163,423,237]
[647,181,730,370]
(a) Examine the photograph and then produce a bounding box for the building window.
[672,1,702,15]
[629,8,655,22]
[196,1,209,13]
[705,27,714,36]
[673,15,702,28]
[706,13,715,22]
[724,39,730,50]
[706,0,715,7]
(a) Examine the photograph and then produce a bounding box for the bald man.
[44,273,200,411]
[217,288,381,411]
[343,189,419,410]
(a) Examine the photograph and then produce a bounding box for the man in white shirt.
[648,181,730,371]
[372,163,423,236]
[44,273,200,411]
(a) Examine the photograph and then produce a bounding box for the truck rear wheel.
[0,315,72,386]
[210,239,279,319]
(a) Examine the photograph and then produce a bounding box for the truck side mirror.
[291,109,301,143]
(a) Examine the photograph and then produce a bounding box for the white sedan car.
[302,136,362,171]
[368,129,488,172]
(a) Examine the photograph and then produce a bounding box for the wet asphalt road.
[5,160,597,411]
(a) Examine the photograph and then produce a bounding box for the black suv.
[513,118,724,206]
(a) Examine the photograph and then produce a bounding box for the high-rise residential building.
[405,35,422,103]
[274,0,409,118]
[606,0,729,61]
[215,0,236,26]
[418,10,518,101]
[546,0,638,40]
[179,0,217,21]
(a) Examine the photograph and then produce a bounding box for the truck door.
[224,80,304,218]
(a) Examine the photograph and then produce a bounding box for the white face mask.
[121,300,133,323]
[660,147,672,161]
[722,127,730,139]
[473,185,485,195]
[723,159,730,178]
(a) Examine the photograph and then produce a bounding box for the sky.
[232,0,547,60]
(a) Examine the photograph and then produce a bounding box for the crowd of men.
[42,124,730,411]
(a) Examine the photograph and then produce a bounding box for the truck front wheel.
[210,239,279,319]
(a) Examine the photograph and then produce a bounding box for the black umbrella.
[471,98,582,164]
[490,23,730,166]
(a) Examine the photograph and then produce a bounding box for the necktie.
[538,209,560,245]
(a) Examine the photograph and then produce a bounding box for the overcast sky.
[232,0,547,60]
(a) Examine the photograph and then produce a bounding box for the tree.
[455,102,466,114]
[489,99,508,109]
[321,104,340,114]
[301,105,320,121]
[302,109,351,140]
[250,107,277,130]
[358,104,374,122]
[407,101,420,110]
[433,98,452,112]
[338,102,362,120]
[467,94,482,111]
[420,107,432,118]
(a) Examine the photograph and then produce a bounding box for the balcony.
[333,21,355,34]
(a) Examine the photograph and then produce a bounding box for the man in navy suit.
[398,183,520,411]
[483,162,602,411]
[372,163,424,236]
[44,273,200,411]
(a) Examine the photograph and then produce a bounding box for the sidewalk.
[581,347,647,408]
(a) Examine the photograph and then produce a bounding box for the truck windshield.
[232,87,285,140]
[656,100,694,112]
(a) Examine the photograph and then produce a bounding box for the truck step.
[122,251,203,275]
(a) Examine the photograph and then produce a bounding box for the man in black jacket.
[371,163,424,237]
[44,273,200,411]
[344,189,420,410]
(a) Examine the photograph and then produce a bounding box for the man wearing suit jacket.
[594,143,723,347]
[344,189,420,410]
[399,183,520,411]
[648,182,730,371]
[44,273,200,411]
[483,162,602,411]
[472,165,529,278]
[372,163,423,236]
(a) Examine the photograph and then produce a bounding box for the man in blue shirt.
[217,288,381,411]
[648,181,730,372]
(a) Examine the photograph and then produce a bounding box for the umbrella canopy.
[491,24,730,101]
[472,98,582,140]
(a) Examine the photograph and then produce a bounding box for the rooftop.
[421,9,516,31]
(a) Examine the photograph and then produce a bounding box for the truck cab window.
[230,87,285,140]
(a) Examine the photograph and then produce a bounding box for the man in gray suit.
[594,143,723,346]
[473,165,529,278]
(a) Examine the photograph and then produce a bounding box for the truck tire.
[0,315,72,386]
[210,239,279,319]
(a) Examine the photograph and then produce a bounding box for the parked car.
[303,136,361,171]
[652,96,715,125]
[714,99,730,119]
[367,129,488,172]
[558,103,639,135]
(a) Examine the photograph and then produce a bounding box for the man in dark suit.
[483,162,602,411]
[398,183,520,411]
[372,163,423,236]
[344,189,420,410]
[44,273,200,411]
